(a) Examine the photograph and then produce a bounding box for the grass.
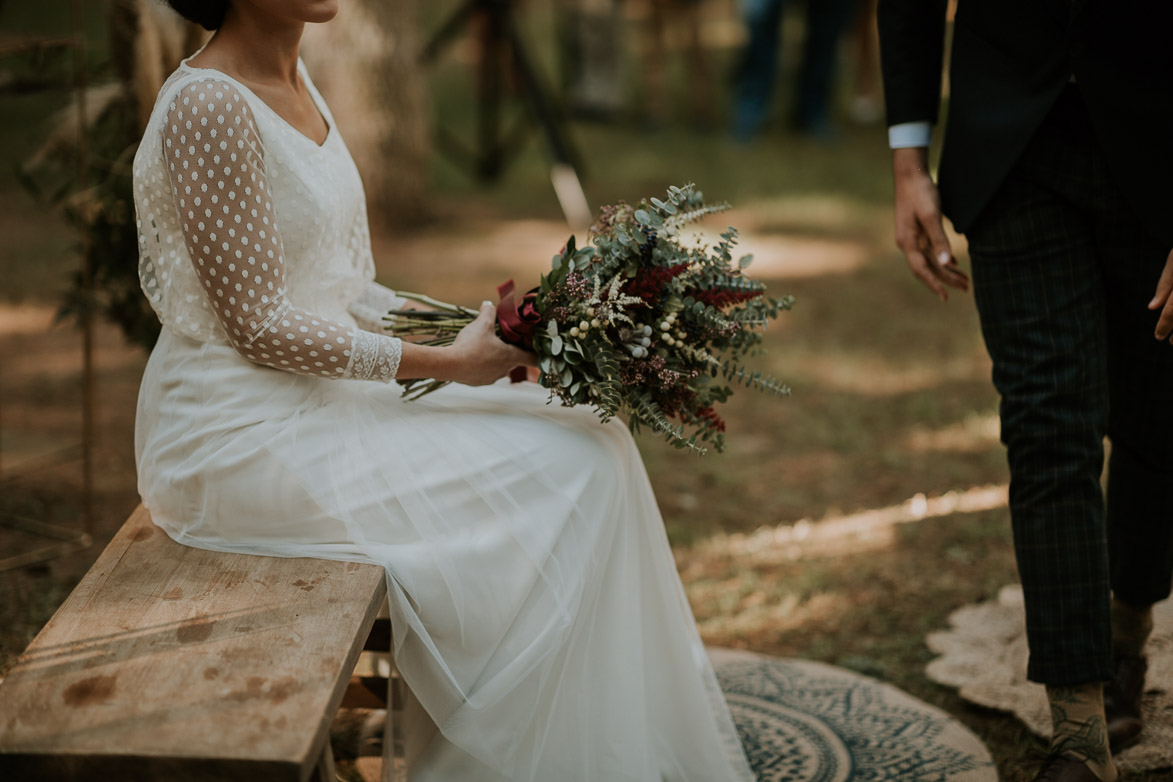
[1,2,1169,779]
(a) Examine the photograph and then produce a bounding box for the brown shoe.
[1033,752,1103,781]
[1103,653,1146,753]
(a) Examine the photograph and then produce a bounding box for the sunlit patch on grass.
[735,195,883,236]
[904,413,1001,454]
[678,484,1009,568]
[691,582,849,643]
[676,221,870,279]
[783,349,992,396]
[0,304,55,336]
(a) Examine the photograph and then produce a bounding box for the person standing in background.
[732,0,858,142]
[845,0,881,125]
[641,0,714,131]
[877,1,1173,779]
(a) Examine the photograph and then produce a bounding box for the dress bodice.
[132,58,402,381]
[135,59,376,342]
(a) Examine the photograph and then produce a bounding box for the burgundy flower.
[691,289,760,308]
[496,279,542,350]
[694,406,727,432]
[626,263,689,301]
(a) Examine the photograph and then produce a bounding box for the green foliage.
[585,340,623,418]
[627,389,704,453]
[679,295,732,333]
[721,360,790,397]
[20,90,159,350]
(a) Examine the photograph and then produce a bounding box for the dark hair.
[165,0,229,31]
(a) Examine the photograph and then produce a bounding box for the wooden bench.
[0,504,395,781]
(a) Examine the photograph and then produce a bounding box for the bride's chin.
[303,0,339,23]
[246,0,338,24]
[297,0,339,24]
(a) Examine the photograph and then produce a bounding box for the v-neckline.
[178,58,332,149]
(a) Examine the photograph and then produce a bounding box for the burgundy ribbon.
[496,279,541,383]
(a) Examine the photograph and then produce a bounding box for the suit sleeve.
[877,0,949,127]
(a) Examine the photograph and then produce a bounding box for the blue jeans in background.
[733,0,859,142]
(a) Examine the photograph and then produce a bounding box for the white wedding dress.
[132,57,754,782]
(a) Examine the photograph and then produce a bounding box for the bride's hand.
[449,302,537,386]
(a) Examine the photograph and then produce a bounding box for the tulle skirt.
[135,329,754,782]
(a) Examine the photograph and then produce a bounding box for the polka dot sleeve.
[161,80,402,382]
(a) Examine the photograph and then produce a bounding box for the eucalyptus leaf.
[634,209,651,225]
[651,197,676,215]
[551,335,564,355]
[738,254,754,269]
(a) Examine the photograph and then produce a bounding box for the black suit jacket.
[878,0,1173,247]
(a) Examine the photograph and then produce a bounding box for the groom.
[877,1,1173,780]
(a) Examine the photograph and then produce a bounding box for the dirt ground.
[5,206,1170,778]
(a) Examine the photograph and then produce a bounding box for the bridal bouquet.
[387,185,792,453]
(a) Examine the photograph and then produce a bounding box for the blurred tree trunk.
[303,0,431,227]
[110,0,206,133]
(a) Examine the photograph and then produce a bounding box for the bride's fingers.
[474,301,497,329]
[460,303,536,370]
[456,302,498,344]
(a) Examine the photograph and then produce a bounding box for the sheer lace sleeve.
[348,280,407,333]
[162,79,402,382]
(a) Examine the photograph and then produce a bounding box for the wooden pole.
[72,0,94,537]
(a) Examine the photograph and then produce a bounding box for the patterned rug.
[925,586,1173,773]
[711,648,996,781]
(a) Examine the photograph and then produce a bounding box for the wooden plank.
[0,505,387,782]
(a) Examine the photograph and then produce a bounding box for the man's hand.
[1149,247,1173,343]
[892,147,970,302]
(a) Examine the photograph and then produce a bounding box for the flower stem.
[396,291,479,316]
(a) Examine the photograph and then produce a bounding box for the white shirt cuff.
[888,122,933,149]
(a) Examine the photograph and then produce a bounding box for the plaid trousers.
[965,85,1173,686]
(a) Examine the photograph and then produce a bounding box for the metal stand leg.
[423,0,585,191]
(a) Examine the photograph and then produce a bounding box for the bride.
[133,1,755,779]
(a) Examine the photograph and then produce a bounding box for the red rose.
[496,279,542,350]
